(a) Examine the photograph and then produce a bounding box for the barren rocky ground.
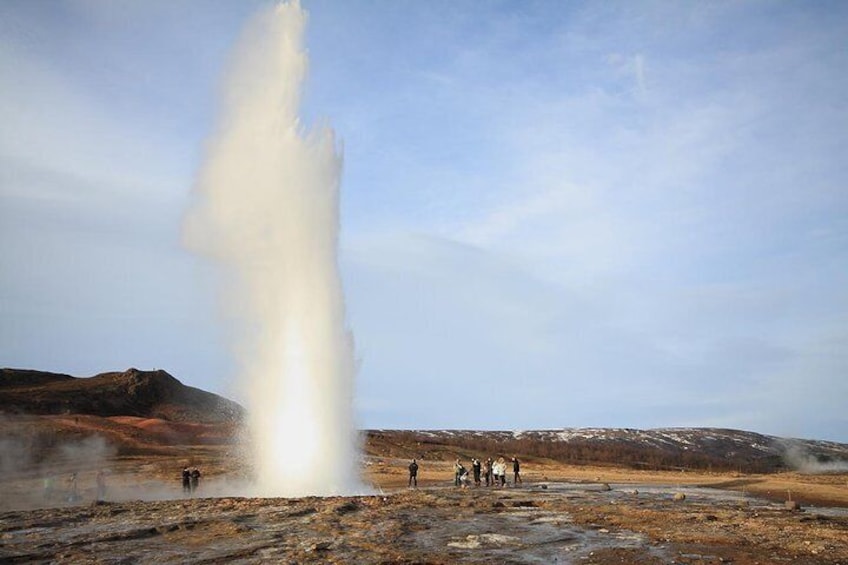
[2,451,847,564]
[2,371,846,563]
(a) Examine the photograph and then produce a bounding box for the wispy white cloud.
[2,1,846,440]
[338,1,848,439]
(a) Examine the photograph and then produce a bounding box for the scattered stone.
[673,493,686,502]
[599,483,612,492]
[448,535,481,549]
[785,500,802,511]
[288,506,317,517]
[334,500,360,514]
[308,541,332,552]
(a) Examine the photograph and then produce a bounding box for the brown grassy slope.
[364,432,848,507]
[364,429,848,474]
[0,367,244,423]
[1,413,239,464]
[3,414,846,508]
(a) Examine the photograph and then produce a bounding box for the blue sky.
[1,1,846,441]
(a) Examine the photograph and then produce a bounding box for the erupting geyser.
[185,1,361,496]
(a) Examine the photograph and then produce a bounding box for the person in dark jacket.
[190,468,201,493]
[512,457,522,485]
[408,459,419,487]
[182,467,191,495]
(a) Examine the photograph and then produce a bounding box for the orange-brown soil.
[2,416,846,564]
[369,455,848,507]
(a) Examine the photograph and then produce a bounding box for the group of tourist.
[407,456,522,488]
[181,467,202,495]
[462,457,521,488]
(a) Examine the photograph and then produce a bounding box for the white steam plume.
[185,1,362,497]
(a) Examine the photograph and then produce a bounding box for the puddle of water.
[408,506,674,564]
[801,505,848,518]
[538,481,771,509]
[415,482,848,563]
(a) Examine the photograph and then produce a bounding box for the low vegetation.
[370,430,787,474]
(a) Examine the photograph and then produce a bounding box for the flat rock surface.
[2,483,846,564]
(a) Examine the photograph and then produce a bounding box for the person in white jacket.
[496,458,507,487]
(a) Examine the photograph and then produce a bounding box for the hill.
[2,367,845,475]
[0,367,243,423]
[365,428,848,474]
[0,368,244,463]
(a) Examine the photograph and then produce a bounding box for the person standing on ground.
[190,468,201,494]
[182,467,191,495]
[512,457,522,485]
[497,457,507,487]
[96,470,107,501]
[458,464,469,488]
[484,458,492,487]
[408,459,419,487]
[43,475,55,501]
[472,458,482,487]
[454,459,463,487]
[68,472,78,502]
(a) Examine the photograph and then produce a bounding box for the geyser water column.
[185,1,361,497]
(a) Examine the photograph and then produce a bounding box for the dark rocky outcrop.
[0,367,243,423]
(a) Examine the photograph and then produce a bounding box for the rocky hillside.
[366,428,848,474]
[0,367,243,424]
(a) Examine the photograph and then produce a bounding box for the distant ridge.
[366,428,848,474]
[0,367,244,423]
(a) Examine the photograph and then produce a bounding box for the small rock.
[447,535,480,549]
[334,500,360,514]
[673,492,686,502]
[308,541,332,552]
